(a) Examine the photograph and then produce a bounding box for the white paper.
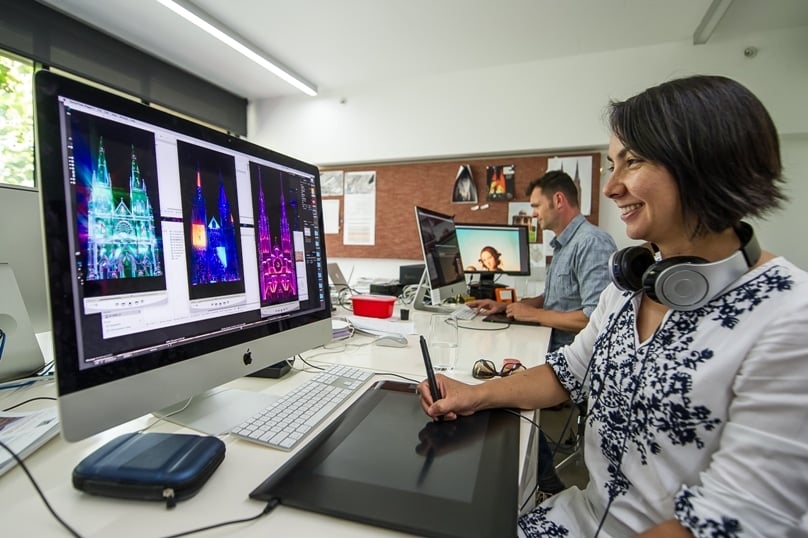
[343,171,376,245]
[322,199,340,234]
[319,170,344,196]
[0,407,60,476]
[347,315,417,336]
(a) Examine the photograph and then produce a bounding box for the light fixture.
[692,0,735,45]
[155,0,318,96]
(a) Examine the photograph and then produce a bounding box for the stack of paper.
[331,319,352,340]
[0,407,60,476]
[347,315,416,337]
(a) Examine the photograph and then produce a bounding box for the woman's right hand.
[417,374,480,421]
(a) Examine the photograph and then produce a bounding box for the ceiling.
[37,0,808,100]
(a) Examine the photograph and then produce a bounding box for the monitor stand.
[468,274,504,300]
[412,269,455,313]
[154,388,278,436]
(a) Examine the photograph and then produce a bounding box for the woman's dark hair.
[608,75,786,237]
[479,246,502,270]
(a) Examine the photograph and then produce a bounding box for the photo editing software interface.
[55,94,328,372]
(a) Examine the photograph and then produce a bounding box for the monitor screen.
[413,206,467,309]
[34,70,332,441]
[455,223,531,277]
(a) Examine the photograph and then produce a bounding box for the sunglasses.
[472,358,526,379]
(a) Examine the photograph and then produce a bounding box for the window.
[0,51,34,188]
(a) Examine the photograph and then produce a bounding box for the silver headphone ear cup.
[643,256,709,309]
[609,247,654,292]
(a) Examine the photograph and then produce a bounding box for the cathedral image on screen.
[83,137,164,282]
[254,166,298,305]
[188,165,242,287]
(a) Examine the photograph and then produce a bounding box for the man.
[467,169,616,497]
[468,170,616,352]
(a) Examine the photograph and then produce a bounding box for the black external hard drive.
[72,432,226,508]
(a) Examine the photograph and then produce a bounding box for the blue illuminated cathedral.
[85,138,162,281]
[189,165,241,286]
[256,168,297,303]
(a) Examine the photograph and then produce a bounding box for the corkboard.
[321,151,600,260]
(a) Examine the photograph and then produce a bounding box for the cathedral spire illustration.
[188,165,241,286]
[256,167,297,303]
[85,139,162,281]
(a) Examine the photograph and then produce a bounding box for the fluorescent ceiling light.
[155,0,317,96]
[693,0,735,45]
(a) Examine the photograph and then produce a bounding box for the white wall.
[249,26,808,274]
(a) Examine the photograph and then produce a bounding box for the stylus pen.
[419,335,442,402]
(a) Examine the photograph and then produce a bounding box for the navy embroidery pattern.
[675,489,742,537]
[518,505,570,537]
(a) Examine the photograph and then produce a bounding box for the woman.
[418,75,808,537]
[478,246,502,271]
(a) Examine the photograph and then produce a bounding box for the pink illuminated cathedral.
[256,168,298,303]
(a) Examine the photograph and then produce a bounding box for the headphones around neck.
[608,222,761,311]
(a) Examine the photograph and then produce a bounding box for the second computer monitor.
[413,206,467,309]
[455,223,530,292]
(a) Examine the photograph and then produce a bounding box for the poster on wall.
[343,171,376,245]
[486,164,515,201]
[546,156,593,216]
[508,202,539,243]
[452,164,477,203]
[319,170,344,196]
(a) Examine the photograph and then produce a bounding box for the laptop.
[0,263,46,382]
[327,262,351,291]
[482,312,542,327]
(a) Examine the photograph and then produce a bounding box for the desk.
[0,310,551,537]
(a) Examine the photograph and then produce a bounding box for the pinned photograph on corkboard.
[486,164,515,201]
[319,170,344,196]
[508,202,539,243]
[452,164,477,203]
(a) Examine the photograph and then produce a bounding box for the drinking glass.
[428,314,458,372]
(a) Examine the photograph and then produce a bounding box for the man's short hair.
[525,170,579,208]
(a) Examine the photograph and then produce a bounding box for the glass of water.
[428,314,458,372]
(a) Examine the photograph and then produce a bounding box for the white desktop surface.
[0,309,551,537]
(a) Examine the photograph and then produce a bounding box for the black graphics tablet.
[482,312,541,326]
[250,380,519,538]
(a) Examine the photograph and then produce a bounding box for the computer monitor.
[413,206,467,312]
[455,223,531,296]
[34,70,332,442]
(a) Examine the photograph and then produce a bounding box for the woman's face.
[603,135,686,248]
[479,249,498,270]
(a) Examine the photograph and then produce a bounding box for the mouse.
[374,335,408,348]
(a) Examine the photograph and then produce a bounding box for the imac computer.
[413,206,467,312]
[34,70,332,442]
[455,223,531,299]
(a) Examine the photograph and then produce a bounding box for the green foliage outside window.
[0,53,35,188]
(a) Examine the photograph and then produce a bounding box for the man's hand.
[505,301,542,322]
[465,298,504,314]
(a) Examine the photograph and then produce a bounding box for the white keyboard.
[450,304,478,320]
[231,364,374,451]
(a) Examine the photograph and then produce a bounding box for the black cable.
[160,498,280,538]
[455,322,510,332]
[3,396,57,412]
[0,439,83,537]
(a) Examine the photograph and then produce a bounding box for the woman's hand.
[417,374,480,421]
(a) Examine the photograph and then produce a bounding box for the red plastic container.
[350,295,396,319]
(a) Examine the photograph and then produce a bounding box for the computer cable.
[160,498,280,538]
[0,439,82,537]
[2,396,56,412]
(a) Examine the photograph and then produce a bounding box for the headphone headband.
[609,222,760,310]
